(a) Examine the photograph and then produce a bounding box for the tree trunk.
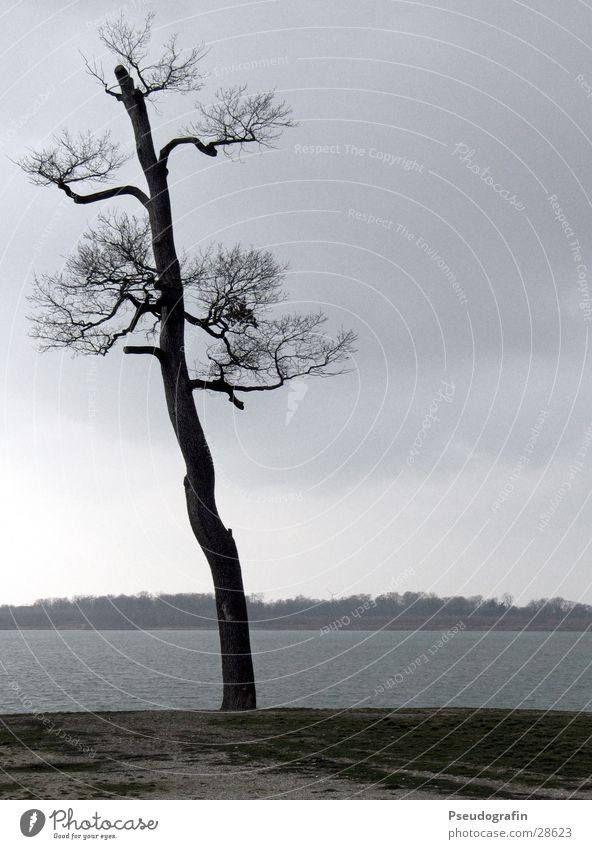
[184,478,256,710]
[114,65,256,710]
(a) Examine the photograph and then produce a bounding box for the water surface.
[0,629,589,713]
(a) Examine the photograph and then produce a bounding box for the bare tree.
[21,14,356,710]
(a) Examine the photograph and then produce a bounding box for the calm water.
[0,629,590,714]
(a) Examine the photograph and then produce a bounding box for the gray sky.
[3,0,592,606]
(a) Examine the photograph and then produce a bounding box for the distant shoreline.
[0,624,590,632]
[0,624,592,634]
[3,592,591,632]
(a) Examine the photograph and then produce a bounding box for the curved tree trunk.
[184,478,256,710]
[115,64,256,710]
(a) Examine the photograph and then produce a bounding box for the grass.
[0,707,590,799]
[214,708,592,798]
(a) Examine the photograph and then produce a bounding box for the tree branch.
[181,244,356,408]
[28,211,159,355]
[97,13,206,99]
[123,345,164,362]
[19,129,149,206]
[20,129,128,186]
[81,53,123,100]
[188,86,295,155]
[189,377,245,410]
[158,137,217,169]
[57,181,148,206]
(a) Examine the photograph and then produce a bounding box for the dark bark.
[115,64,256,710]
[184,479,256,710]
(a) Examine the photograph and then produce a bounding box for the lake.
[0,629,590,714]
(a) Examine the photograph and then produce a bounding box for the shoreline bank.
[0,707,590,800]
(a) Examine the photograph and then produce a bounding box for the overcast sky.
[3,0,592,606]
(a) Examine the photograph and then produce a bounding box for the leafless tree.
[21,14,356,710]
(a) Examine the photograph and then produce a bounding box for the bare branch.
[24,12,352,426]
[182,243,287,335]
[98,13,207,98]
[19,129,148,205]
[123,345,164,362]
[183,244,356,407]
[28,217,355,393]
[57,181,148,206]
[28,211,159,356]
[189,86,295,154]
[199,314,356,389]
[81,53,122,100]
[158,136,217,169]
[189,376,245,410]
[20,129,128,187]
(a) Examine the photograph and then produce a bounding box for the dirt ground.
[0,707,590,800]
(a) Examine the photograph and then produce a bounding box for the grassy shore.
[0,708,590,800]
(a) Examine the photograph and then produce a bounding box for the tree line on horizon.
[0,591,590,631]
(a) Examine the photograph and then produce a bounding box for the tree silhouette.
[21,14,356,710]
